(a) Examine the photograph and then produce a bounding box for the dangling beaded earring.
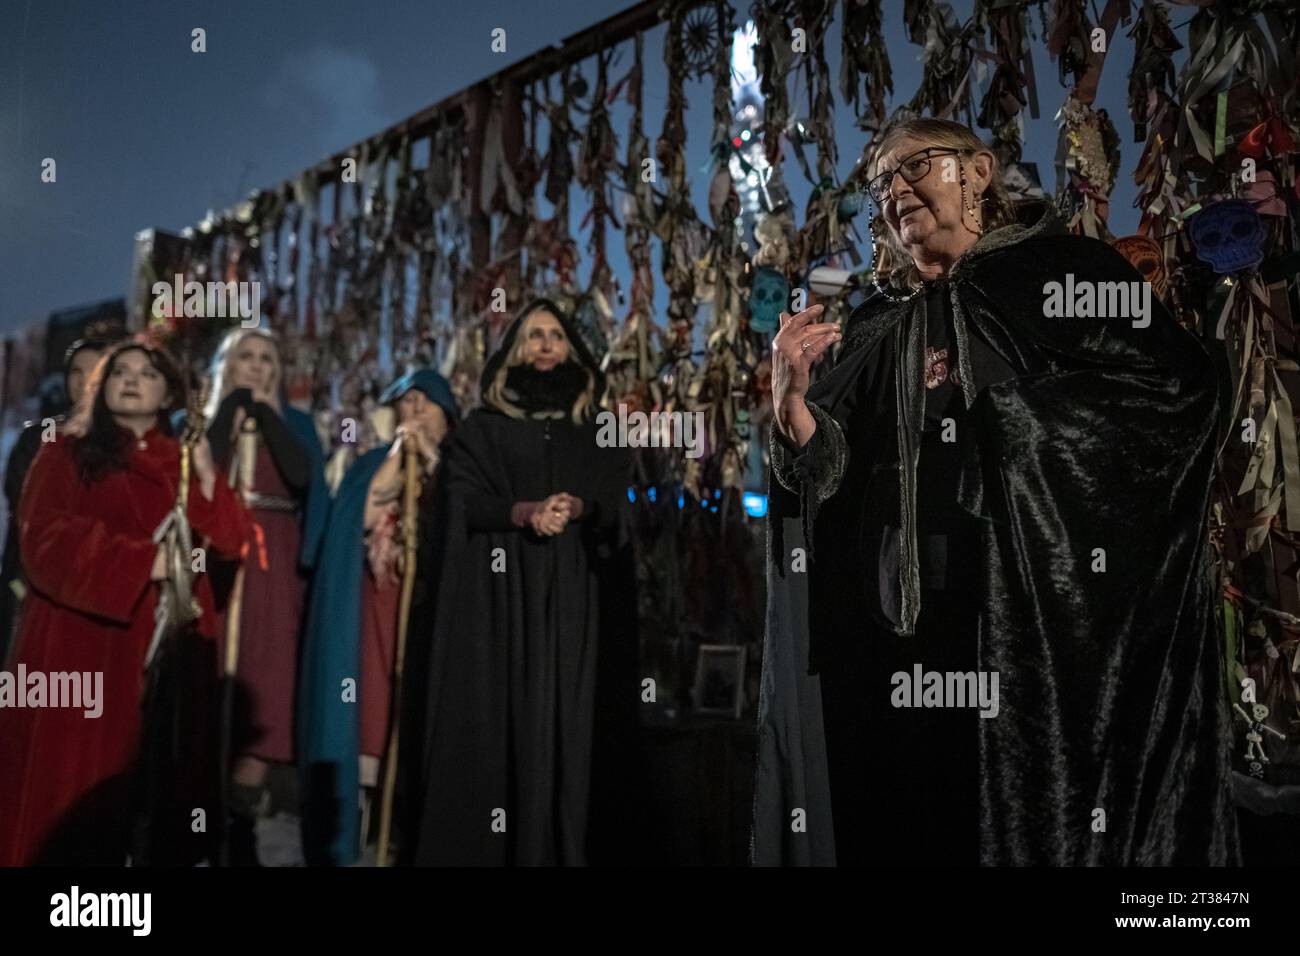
[959,157,985,236]
[868,213,923,303]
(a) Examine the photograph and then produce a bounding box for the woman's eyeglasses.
[866,147,968,204]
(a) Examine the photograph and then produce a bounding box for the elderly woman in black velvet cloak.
[753,118,1238,866]
[415,299,634,866]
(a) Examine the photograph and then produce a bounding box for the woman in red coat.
[0,340,249,866]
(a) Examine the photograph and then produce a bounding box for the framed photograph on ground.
[692,644,747,719]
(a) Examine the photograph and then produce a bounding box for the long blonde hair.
[204,327,282,420]
[865,118,1017,292]
[482,307,596,424]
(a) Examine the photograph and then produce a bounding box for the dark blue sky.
[0,0,1186,333]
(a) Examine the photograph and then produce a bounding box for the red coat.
[0,426,249,865]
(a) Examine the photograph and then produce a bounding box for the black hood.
[478,298,606,403]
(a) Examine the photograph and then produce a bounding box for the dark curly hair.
[66,339,187,484]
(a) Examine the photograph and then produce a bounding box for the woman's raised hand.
[771,304,840,448]
[393,423,439,475]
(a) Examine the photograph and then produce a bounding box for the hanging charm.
[1111,234,1168,298]
[1233,702,1286,774]
[682,4,720,79]
[1189,199,1267,275]
[1055,94,1121,239]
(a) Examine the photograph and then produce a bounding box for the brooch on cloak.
[924,345,953,389]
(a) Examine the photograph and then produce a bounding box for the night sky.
[0,0,1186,334]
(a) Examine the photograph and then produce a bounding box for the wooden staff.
[143,378,209,672]
[225,414,260,661]
[133,379,208,864]
[218,414,258,867]
[376,436,421,866]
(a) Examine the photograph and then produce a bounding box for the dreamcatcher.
[682,3,720,80]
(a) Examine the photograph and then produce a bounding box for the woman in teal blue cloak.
[298,368,458,865]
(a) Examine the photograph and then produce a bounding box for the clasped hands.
[529,492,583,536]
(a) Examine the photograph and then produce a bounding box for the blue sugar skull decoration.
[748,266,790,334]
[1190,199,1266,274]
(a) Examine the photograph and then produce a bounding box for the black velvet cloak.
[414,308,637,866]
[753,204,1241,866]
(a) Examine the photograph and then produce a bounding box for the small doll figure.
[1232,702,1286,765]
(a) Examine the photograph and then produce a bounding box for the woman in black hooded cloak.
[414,299,636,866]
